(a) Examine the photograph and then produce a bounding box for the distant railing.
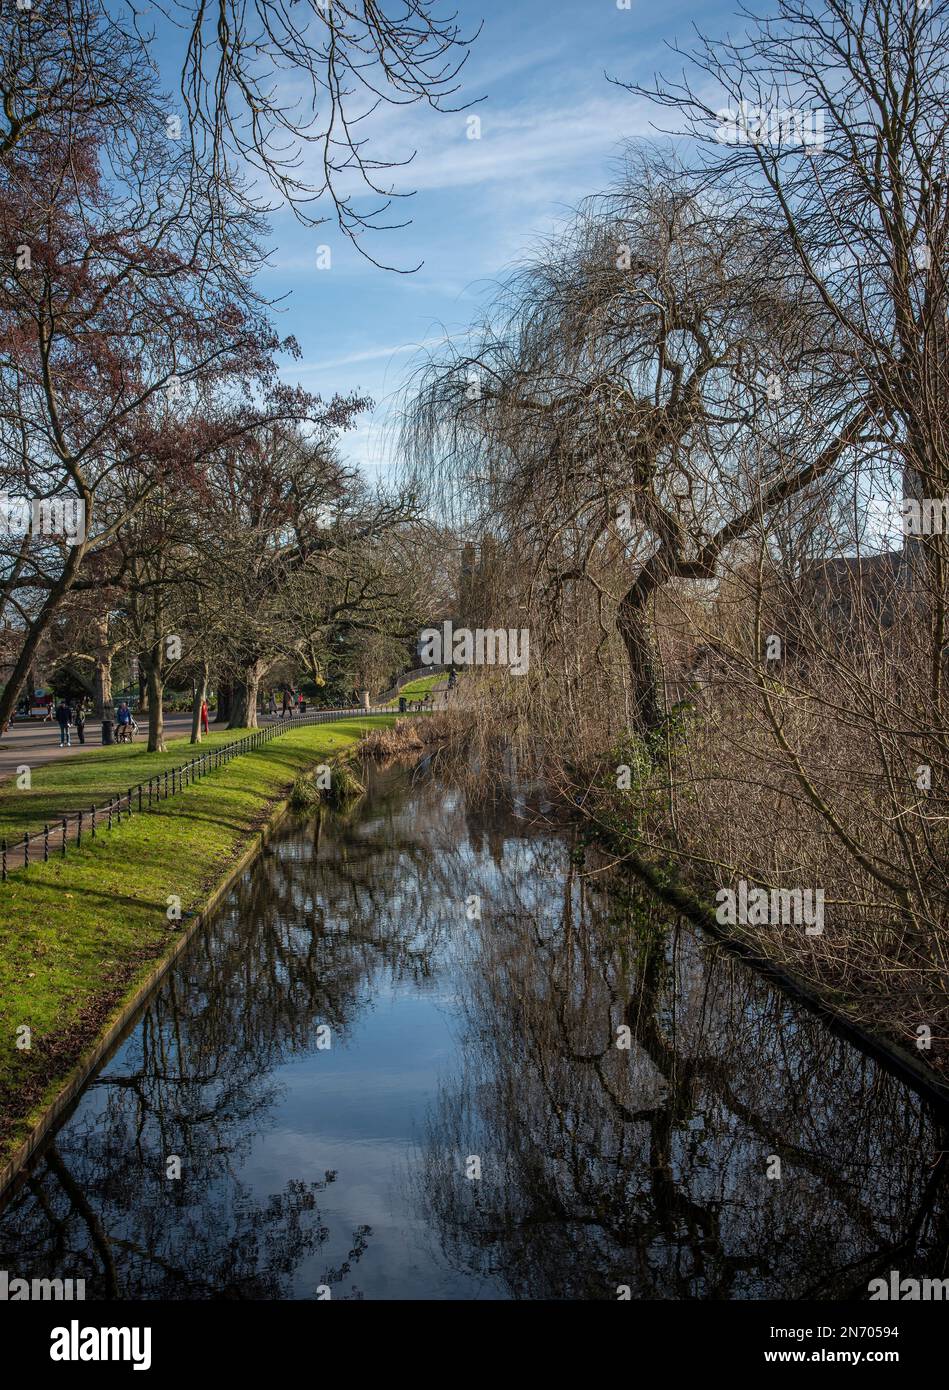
[0,705,394,882]
[375,665,449,705]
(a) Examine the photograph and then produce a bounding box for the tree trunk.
[617,586,663,736]
[0,540,86,730]
[215,681,232,724]
[228,664,262,729]
[190,663,208,744]
[145,660,166,752]
[93,620,112,717]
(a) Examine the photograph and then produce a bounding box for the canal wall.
[0,722,386,1202]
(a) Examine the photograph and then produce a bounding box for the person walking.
[55,697,73,747]
[74,699,86,745]
[200,697,210,735]
[268,691,278,717]
[281,689,290,719]
[116,701,132,742]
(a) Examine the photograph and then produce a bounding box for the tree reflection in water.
[1,761,946,1299]
[413,844,949,1300]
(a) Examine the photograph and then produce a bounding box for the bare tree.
[620,0,949,702]
[2,0,482,264]
[402,155,865,732]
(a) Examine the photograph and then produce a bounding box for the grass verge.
[384,674,444,706]
[0,716,394,1169]
[0,725,256,843]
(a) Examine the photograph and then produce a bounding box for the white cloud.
[294,335,458,375]
[348,93,654,196]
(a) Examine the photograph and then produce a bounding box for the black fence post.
[138,784,143,812]
[43,824,49,862]
[78,811,83,849]
[1,839,5,881]
[24,832,29,869]
[91,805,96,839]
[61,818,67,856]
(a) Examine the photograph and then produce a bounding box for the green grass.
[385,673,444,706]
[0,725,256,843]
[0,716,394,1167]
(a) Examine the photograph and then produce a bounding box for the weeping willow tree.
[399,153,859,770]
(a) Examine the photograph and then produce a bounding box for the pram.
[116,717,139,743]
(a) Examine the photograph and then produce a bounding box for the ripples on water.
[1,760,947,1299]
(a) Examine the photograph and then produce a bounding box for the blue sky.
[197,0,737,477]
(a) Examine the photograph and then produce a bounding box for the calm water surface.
[1,761,947,1299]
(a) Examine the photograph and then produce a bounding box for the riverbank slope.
[0,716,393,1176]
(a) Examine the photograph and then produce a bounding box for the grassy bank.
[0,716,393,1169]
[384,674,444,706]
[0,725,255,843]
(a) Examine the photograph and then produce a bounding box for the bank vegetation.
[400,0,949,1074]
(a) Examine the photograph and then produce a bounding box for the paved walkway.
[0,714,199,785]
[0,693,451,790]
[0,706,394,871]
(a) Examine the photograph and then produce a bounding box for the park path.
[0,691,458,790]
[0,706,394,874]
[0,714,197,786]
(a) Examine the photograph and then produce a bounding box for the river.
[1,759,946,1299]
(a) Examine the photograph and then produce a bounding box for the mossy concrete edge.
[0,769,310,1201]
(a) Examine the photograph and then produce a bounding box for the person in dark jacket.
[116,701,133,742]
[55,698,73,747]
[74,699,86,745]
